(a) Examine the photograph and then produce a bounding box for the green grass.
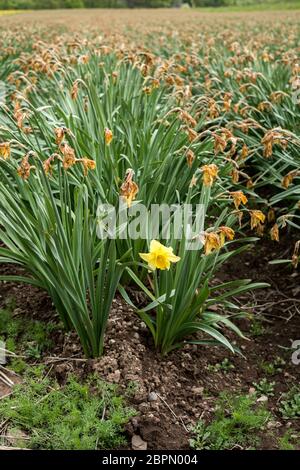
[0,308,59,359]
[278,430,299,450]
[0,367,135,450]
[195,1,300,12]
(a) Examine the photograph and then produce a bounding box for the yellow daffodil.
[139,240,180,271]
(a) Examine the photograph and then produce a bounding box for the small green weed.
[278,431,299,450]
[207,358,235,373]
[253,378,275,396]
[280,388,300,420]
[261,356,286,375]
[249,319,266,337]
[190,393,270,450]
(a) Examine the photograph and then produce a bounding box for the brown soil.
[0,237,299,450]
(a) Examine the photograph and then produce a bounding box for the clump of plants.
[207,358,235,373]
[0,309,58,360]
[253,378,275,397]
[0,367,135,450]
[280,388,300,420]
[278,431,300,451]
[261,356,286,375]
[190,393,270,450]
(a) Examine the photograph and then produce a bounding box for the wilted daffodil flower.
[120,168,139,208]
[139,240,181,271]
[204,232,221,255]
[0,142,11,160]
[204,227,235,255]
[104,128,113,145]
[250,210,266,230]
[201,164,219,187]
[230,190,248,210]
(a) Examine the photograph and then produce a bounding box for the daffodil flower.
[0,142,11,160]
[120,169,139,208]
[201,164,219,187]
[139,240,180,271]
[104,128,113,145]
[250,210,266,230]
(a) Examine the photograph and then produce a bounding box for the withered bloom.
[71,80,79,101]
[179,110,197,128]
[185,149,195,168]
[231,168,240,184]
[261,129,286,158]
[204,232,221,255]
[43,155,56,176]
[17,154,35,180]
[218,226,235,246]
[55,128,66,146]
[230,191,248,210]
[201,164,219,187]
[186,127,198,142]
[104,128,113,146]
[0,142,11,160]
[120,169,139,208]
[76,158,96,176]
[59,143,76,170]
[270,224,279,242]
[213,134,227,154]
[241,144,249,159]
[282,170,298,189]
[143,86,152,95]
[250,210,266,230]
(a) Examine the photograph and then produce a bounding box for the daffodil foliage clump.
[0,11,299,356]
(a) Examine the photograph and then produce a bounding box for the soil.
[0,236,299,450]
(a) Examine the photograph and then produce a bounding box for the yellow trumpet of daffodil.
[139,240,181,271]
